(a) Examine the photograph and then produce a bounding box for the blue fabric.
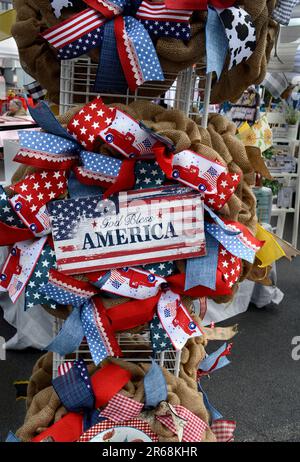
[41,281,90,308]
[80,151,122,176]
[185,233,219,291]
[149,313,173,353]
[25,244,57,310]
[95,20,128,93]
[124,16,164,83]
[204,204,240,236]
[0,186,25,228]
[46,308,84,355]
[205,222,256,263]
[68,172,103,198]
[144,359,168,408]
[53,359,94,413]
[83,409,107,432]
[5,431,21,442]
[199,343,230,373]
[81,300,111,365]
[198,383,223,422]
[206,7,228,79]
[27,101,77,142]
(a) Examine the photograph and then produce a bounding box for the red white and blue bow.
[41,0,192,92]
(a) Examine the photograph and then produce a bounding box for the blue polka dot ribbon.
[41,1,192,93]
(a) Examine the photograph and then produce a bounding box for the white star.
[105,117,112,125]
[80,127,87,135]
[20,184,28,192]
[45,182,52,190]
[26,194,33,203]
[232,174,239,182]
[221,180,228,188]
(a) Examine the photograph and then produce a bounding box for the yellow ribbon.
[0,9,16,41]
[255,224,286,268]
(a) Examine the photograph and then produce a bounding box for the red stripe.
[57,246,205,275]
[57,231,204,264]
[42,8,96,37]
[114,15,139,91]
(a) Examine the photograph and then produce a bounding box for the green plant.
[263,147,275,160]
[263,179,280,195]
[285,106,300,125]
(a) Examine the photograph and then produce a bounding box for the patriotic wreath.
[11,0,277,104]
[0,96,270,368]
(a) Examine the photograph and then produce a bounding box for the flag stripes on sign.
[49,187,205,274]
[42,8,105,50]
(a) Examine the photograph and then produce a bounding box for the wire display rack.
[53,57,212,379]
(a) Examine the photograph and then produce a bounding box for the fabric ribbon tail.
[94,19,128,93]
[206,7,228,80]
[114,15,164,91]
[46,307,84,355]
[103,159,136,199]
[144,358,168,409]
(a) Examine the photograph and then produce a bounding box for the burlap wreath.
[10,100,267,311]
[16,319,224,442]
[11,0,278,104]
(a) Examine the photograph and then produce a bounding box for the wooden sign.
[48,186,206,275]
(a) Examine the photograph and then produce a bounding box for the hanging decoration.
[41,1,193,92]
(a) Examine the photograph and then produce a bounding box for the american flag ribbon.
[42,8,105,51]
[41,2,192,92]
[202,166,219,190]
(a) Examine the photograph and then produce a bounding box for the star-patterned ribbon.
[205,218,264,264]
[11,170,68,208]
[0,186,25,228]
[15,131,79,170]
[75,151,136,196]
[204,172,240,211]
[81,297,122,365]
[67,97,165,157]
[0,237,47,303]
[41,269,99,308]
[9,195,51,237]
[149,313,173,353]
[25,243,57,310]
[41,1,192,92]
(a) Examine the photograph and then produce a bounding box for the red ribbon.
[166,273,232,297]
[31,363,132,442]
[164,0,236,9]
[0,221,34,246]
[107,293,161,332]
[103,158,136,198]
